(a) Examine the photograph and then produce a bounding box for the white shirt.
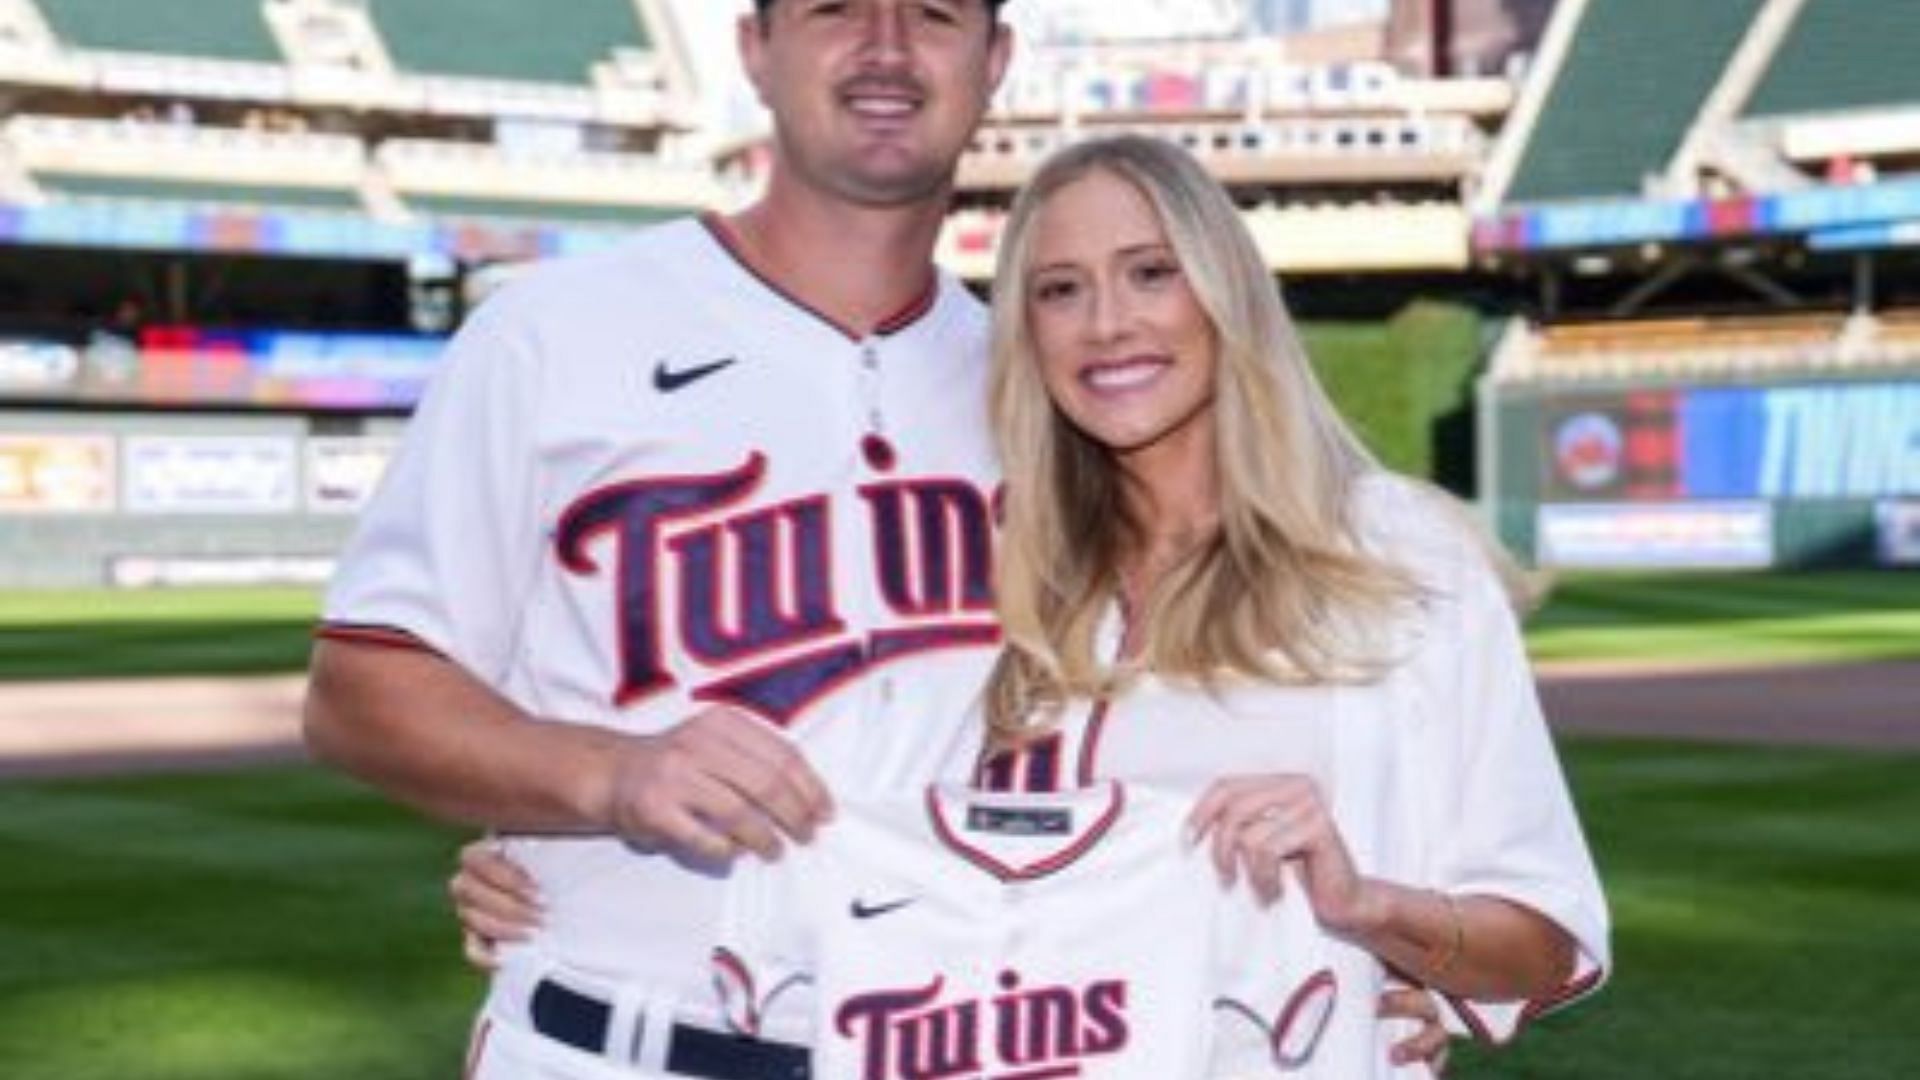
[323,217,1002,994]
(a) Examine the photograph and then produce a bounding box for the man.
[308,2,1013,1076]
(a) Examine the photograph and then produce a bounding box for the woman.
[971,134,1607,1073]
[452,135,1608,1074]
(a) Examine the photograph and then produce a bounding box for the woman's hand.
[1186,774,1384,935]
[448,837,544,971]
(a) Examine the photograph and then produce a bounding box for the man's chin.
[838,160,954,208]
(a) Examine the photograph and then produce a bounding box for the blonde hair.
[983,134,1425,743]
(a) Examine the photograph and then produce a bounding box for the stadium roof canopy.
[366,0,648,84]
[35,0,280,61]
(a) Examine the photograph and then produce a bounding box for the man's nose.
[856,3,911,66]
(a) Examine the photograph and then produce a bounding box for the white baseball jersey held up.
[713,782,1338,1079]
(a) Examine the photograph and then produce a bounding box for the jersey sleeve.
[318,287,546,682]
[1408,510,1612,1043]
[711,849,816,1039]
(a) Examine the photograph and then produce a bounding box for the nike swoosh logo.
[653,356,737,393]
[850,897,916,920]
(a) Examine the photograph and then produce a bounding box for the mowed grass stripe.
[1530,571,1920,628]
[1527,609,1920,664]
[0,588,320,625]
[0,587,322,681]
[0,622,320,680]
[0,771,464,991]
[1524,571,1920,664]
[1452,740,1920,1079]
[0,768,477,1080]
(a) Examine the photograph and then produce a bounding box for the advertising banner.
[1543,379,1920,502]
[1537,502,1775,569]
[0,434,114,512]
[0,339,81,395]
[123,435,297,513]
[125,327,446,410]
[110,555,335,588]
[306,437,396,513]
[1876,500,1920,567]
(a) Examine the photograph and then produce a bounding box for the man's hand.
[1380,984,1452,1073]
[601,706,835,862]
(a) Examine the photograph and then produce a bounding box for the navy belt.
[530,977,809,1079]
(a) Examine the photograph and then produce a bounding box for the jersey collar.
[699,211,941,343]
[925,781,1127,883]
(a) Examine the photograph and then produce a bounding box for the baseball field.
[2,571,1917,1078]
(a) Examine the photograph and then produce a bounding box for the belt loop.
[633,988,677,1074]
[607,979,647,1067]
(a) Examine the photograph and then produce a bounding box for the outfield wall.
[1487,371,1920,569]
[0,409,402,587]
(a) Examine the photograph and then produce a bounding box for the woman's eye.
[1133,260,1180,286]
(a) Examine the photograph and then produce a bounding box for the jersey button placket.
[859,338,884,438]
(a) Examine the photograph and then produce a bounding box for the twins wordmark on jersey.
[554,446,999,726]
[712,782,1339,1079]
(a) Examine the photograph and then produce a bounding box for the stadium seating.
[366,0,645,85]
[7,116,367,209]
[1505,0,1764,203]
[33,0,279,61]
[376,138,718,222]
[1512,310,1920,382]
[9,115,359,176]
[1744,0,1920,118]
[964,116,1485,191]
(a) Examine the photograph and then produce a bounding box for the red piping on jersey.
[699,212,939,342]
[1447,962,1605,1045]
[462,1018,493,1080]
[1074,698,1111,787]
[712,947,761,1035]
[925,782,1127,883]
[314,622,443,656]
[1271,967,1338,1068]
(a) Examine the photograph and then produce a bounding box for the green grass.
[3,743,1917,1077]
[1453,740,1920,1078]
[1526,570,1920,665]
[0,589,320,681]
[0,767,477,1080]
[2,570,1915,681]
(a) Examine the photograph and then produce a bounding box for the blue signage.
[1680,382,1920,499]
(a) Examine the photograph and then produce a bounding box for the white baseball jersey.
[321,215,1003,996]
[712,782,1339,1079]
[977,475,1612,1074]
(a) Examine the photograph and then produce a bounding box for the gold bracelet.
[1426,891,1466,980]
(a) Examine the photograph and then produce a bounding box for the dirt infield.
[0,675,307,778]
[1,660,1915,778]
[1536,658,1920,751]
